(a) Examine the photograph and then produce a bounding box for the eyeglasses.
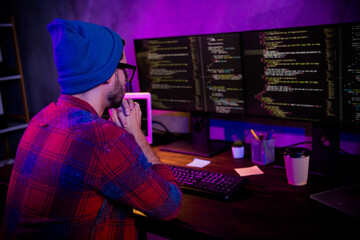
[117,63,136,82]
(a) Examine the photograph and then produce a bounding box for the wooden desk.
[0,147,358,239]
[136,146,360,240]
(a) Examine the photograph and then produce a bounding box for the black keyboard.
[167,165,249,200]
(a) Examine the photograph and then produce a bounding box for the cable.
[152,120,172,135]
[126,81,133,93]
[340,148,351,155]
[279,141,312,149]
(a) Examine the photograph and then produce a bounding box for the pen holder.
[251,138,275,165]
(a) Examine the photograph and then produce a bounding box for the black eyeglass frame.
[117,63,137,82]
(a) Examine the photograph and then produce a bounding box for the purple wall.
[10,0,360,154]
[64,0,360,91]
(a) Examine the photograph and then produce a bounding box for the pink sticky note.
[235,165,264,177]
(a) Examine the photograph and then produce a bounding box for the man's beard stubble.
[107,73,126,109]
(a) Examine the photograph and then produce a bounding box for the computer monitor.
[123,92,153,144]
[241,22,360,126]
[134,33,244,156]
[135,33,244,114]
[241,22,360,175]
[241,25,340,123]
[340,22,360,126]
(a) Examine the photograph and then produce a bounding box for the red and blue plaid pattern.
[1,95,182,239]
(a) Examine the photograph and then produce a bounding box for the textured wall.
[67,0,360,92]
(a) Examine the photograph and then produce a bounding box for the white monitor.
[123,92,152,144]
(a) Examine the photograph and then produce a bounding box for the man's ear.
[103,77,113,85]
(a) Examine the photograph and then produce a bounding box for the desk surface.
[136,146,360,240]
[0,146,359,239]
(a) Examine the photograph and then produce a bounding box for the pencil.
[250,129,259,141]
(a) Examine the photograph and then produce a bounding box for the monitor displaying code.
[134,33,244,114]
[242,26,339,122]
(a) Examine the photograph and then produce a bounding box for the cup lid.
[284,147,310,158]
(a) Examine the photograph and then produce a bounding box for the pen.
[259,133,264,141]
[267,129,274,140]
[250,129,259,140]
[265,131,270,140]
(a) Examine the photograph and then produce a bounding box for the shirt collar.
[57,94,99,116]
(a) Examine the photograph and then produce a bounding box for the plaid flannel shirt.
[1,95,182,239]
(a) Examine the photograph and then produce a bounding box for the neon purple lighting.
[69,0,360,91]
[70,0,360,147]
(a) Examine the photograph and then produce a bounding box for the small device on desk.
[310,182,360,218]
[167,164,249,200]
[123,92,152,144]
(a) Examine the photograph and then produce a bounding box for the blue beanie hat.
[47,18,123,94]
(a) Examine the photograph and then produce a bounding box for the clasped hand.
[109,98,142,137]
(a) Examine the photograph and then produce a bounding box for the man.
[1,18,182,239]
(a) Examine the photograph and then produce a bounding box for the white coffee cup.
[284,147,310,186]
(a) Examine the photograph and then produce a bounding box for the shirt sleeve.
[98,132,182,221]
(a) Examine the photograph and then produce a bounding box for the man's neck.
[72,91,106,116]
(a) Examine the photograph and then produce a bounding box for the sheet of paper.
[235,165,264,177]
[186,158,211,168]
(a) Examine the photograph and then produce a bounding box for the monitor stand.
[160,112,229,157]
[310,122,340,176]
